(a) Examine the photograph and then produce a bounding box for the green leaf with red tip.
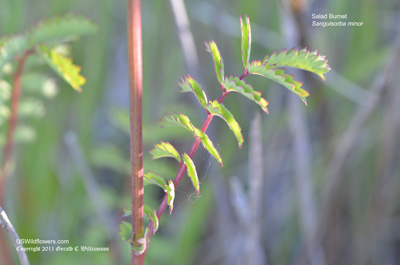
[240,15,251,69]
[193,127,223,166]
[166,180,175,214]
[248,60,309,104]
[160,114,185,129]
[161,113,195,132]
[179,76,208,109]
[150,141,181,162]
[144,171,167,189]
[223,76,269,113]
[144,204,159,231]
[182,153,200,194]
[263,47,330,81]
[36,45,85,92]
[206,41,224,83]
[178,114,195,132]
[206,100,243,148]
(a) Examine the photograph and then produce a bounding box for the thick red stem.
[127,0,144,264]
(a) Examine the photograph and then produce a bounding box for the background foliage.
[1,0,399,264]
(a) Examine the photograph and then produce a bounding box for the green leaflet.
[263,48,331,81]
[150,141,181,162]
[0,14,97,70]
[144,204,159,231]
[119,221,132,242]
[166,180,175,214]
[179,76,208,109]
[36,45,86,92]
[248,60,309,104]
[206,100,243,148]
[160,113,222,165]
[182,153,200,194]
[194,127,223,166]
[0,35,29,70]
[240,15,251,69]
[161,113,193,133]
[206,41,224,83]
[30,14,97,46]
[223,76,269,114]
[144,171,167,189]
[178,114,195,132]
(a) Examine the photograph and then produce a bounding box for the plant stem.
[0,51,29,265]
[0,207,30,265]
[0,52,29,199]
[127,0,144,264]
[142,74,246,259]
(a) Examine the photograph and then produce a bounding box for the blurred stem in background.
[0,206,30,265]
[0,50,31,265]
[0,51,31,201]
[279,1,326,264]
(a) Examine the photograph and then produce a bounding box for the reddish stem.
[142,74,247,259]
[127,0,144,264]
[0,51,30,265]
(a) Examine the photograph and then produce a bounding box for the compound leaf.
[150,141,181,163]
[240,15,251,69]
[248,60,309,104]
[182,153,200,195]
[263,47,330,81]
[206,41,224,83]
[223,76,269,113]
[36,45,85,92]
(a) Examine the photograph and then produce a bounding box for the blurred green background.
[0,0,399,264]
